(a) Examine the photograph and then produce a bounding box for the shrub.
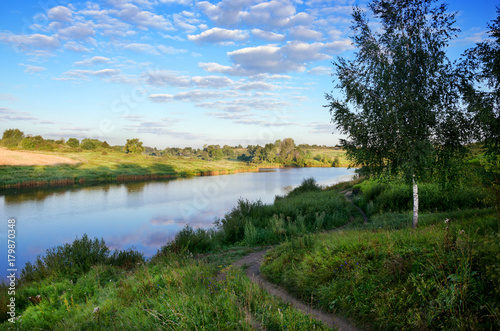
[19,235,146,285]
[285,177,322,198]
[123,138,144,154]
[21,135,53,151]
[66,138,79,148]
[108,248,145,269]
[80,138,101,150]
[162,226,216,254]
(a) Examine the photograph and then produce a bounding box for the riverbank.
[0,148,348,190]
[2,178,497,329]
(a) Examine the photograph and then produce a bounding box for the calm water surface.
[0,167,355,277]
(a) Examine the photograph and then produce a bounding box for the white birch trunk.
[412,175,419,229]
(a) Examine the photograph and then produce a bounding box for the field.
[0,149,260,189]
[0,146,349,189]
[0,147,80,166]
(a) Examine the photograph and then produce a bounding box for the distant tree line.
[0,129,129,153]
[0,129,341,167]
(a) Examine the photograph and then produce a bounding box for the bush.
[66,138,79,148]
[108,248,145,269]
[284,177,322,198]
[21,135,53,151]
[123,138,144,154]
[161,226,216,254]
[80,138,102,150]
[355,180,489,215]
[19,234,143,282]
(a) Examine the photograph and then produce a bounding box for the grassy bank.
[0,148,348,190]
[260,182,499,330]
[0,149,260,189]
[2,177,497,329]
[2,246,329,329]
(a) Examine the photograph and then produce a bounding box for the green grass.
[2,247,329,330]
[2,175,497,329]
[0,148,350,189]
[303,147,350,167]
[351,179,489,216]
[260,209,500,330]
[0,149,260,189]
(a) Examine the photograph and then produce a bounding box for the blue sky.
[0,0,497,149]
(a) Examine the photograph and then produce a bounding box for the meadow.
[0,141,349,190]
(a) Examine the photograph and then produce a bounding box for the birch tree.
[326,0,470,228]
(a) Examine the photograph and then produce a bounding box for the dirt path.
[0,147,80,166]
[342,189,369,224]
[226,191,368,330]
[232,248,360,331]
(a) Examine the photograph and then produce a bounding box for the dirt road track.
[233,249,360,331]
[0,148,80,166]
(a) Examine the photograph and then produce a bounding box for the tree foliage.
[123,138,145,154]
[66,138,80,148]
[460,6,500,156]
[1,128,24,148]
[326,0,471,227]
[21,135,53,151]
[80,138,102,150]
[460,7,500,216]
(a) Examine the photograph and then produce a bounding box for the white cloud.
[92,69,121,77]
[173,12,200,32]
[57,68,121,81]
[47,6,73,22]
[322,39,353,54]
[188,27,249,44]
[150,90,238,103]
[306,121,335,134]
[114,3,174,30]
[123,42,158,54]
[199,62,253,76]
[0,93,17,101]
[251,29,285,41]
[201,39,352,76]
[56,22,95,40]
[0,33,60,51]
[19,64,47,74]
[281,41,330,62]
[63,41,90,52]
[149,94,174,102]
[158,0,193,5]
[0,107,38,121]
[228,44,305,74]
[198,0,313,28]
[157,44,187,54]
[74,56,111,66]
[144,70,233,88]
[308,66,331,75]
[119,42,186,55]
[201,96,289,113]
[235,82,276,91]
[143,70,191,87]
[289,26,323,41]
[191,75,234,88]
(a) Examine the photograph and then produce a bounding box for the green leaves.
[326,0,473,226]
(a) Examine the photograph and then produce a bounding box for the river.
[0,167,355,278]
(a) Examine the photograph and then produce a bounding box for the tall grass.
[19,234,144,283]
[162,178,359,252]
[353,179,488,216]
[1,242,329,329]
[261,209,500,330]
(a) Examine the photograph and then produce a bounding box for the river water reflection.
[0,167,355,277]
